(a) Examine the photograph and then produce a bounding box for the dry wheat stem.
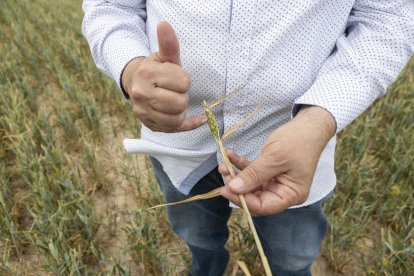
[232,261,252,276]
[149,81,271,275]
[203,83,271,275]
[148,188,222,209]
[217,138,272,276]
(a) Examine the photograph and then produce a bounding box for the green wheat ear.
[203,100,220,143]
[150,80,272,276]
[202,83,271,276]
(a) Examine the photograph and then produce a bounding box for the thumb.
[228,156,279,194]
[157,21,181,65]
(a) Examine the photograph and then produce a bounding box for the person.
[82,1,414,275]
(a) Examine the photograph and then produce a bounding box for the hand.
[219,106,336,216]
[121,21,207,132]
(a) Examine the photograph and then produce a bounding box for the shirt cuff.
[102,34,150,99]
[119,56,146,99]
[291,67,375,134]
[291,103,338,134]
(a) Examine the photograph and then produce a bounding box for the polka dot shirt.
[82,0,414,207]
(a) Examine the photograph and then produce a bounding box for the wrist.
[121,56,146,97]
[294,105,336,145]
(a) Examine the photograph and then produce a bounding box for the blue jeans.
[150,157,331,276]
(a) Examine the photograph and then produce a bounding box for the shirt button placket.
[224,1,254,145]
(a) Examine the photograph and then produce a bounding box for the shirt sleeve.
[82,0,150,97]
[292,0,414,133]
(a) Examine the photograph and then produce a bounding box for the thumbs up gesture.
[121,21,207,132]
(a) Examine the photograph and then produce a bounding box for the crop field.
[1,0,413,275]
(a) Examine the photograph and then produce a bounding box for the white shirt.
[82,0,414,207]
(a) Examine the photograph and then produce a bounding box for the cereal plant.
[0,0,413,274]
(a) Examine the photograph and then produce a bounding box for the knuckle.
[168,115,184,128]
[177,106,186,114]
[148,98,160,110]
[178,73,191,91]
[130,87,146,101]
[234,153,243,164]
[276,148,290,165]
[177,113,186,125]
[296,191,309,205]
[244,165,262,186]
[183,75,192,90]
[132,106,146,118]
[137,65,153,80]
[218,164,227,175]
[175,96,188,113]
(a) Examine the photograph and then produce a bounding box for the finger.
[228,155,283,194]
[220,186,241,207]
[221,184,292,216]
[140,116,174,133]
[218,164,230,176]
[151,62,191,93]
[243,183,299,215]
[143,120,187,133]
[249,192,292,216]
[157,21,181,65]
[150,87,189,115]
[134,101,207,133]
[223,175,263,196]
[139,107,186,130]
[176,115,208,132]
[225,149,250,170]
[223,175,232,185]
[146,111,206,132]
[133,55,190,93]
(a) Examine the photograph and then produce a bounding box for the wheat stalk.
[202,88,271,276]
[150,81,271,275]
[232,261,252,276]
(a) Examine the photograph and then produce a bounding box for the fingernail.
[229,178,244,191]
[201,116,208,124]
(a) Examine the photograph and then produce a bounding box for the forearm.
[82,0,149,96]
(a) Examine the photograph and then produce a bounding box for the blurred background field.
[1,0,413,275]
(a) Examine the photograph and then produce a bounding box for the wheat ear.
[203,94,271,276]
[149,81,272,275]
